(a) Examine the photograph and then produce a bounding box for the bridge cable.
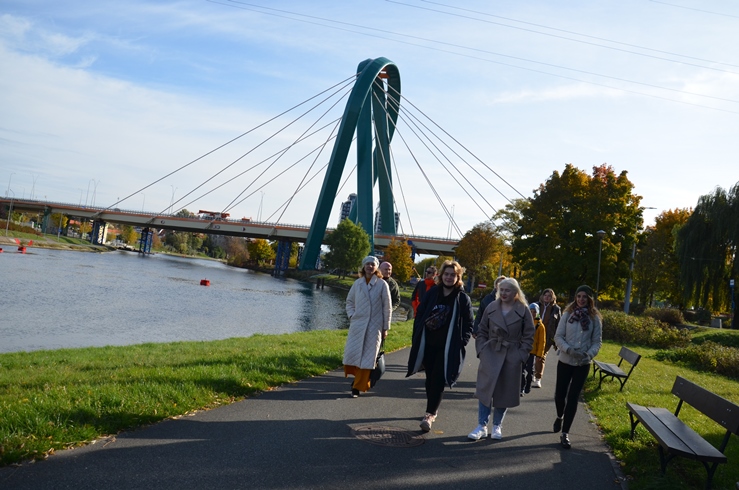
[98,74,356,217]
[221,83,353,215]
[163,79,353,219]
[384,89,512,207]
[384,82,526,201]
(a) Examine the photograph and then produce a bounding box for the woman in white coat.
[344,256,392,397]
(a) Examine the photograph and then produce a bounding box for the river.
[0,248,350,353]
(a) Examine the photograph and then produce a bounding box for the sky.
[2,0,738,239]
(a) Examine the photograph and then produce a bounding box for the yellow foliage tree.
[382,238,414,284]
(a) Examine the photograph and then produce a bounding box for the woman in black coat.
[406,260,474,432]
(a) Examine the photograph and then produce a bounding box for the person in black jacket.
[472,275,506,337]
[407,260,474,432]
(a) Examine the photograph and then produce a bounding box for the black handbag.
[369,340,386,388]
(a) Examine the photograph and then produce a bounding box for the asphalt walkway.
[1,347,626,489]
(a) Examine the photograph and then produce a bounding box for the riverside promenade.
[1,347,626,489]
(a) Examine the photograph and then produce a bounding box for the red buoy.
[200,279,210,286]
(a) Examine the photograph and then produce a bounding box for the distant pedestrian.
[472,275,506,337]
[521,303,546,396]
[344,256,392,397]
[411,265,437,315]
[379,261,400,312]
[532,288,561,388]
[468,277,534,441]
[553,285,602,449]
[407,260,473,432]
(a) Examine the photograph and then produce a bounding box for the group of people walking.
[342,257,602,449]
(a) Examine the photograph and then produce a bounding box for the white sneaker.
[532,378,542,388]
[491,425,502,439]
[467,425,488,440]
[420,413,436,432]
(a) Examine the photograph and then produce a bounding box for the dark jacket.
[406,285,474,387]
[472,289,497,335]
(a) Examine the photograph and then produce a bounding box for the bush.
[655,341,739,379]
[601,310,691,348]
[644,307,684,326]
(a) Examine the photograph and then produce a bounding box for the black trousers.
[423,343,447,415]
[554,361,590,433]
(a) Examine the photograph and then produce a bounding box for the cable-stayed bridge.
[3,57,524,268]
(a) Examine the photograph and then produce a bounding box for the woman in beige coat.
[343,256,392,397]
[468,278,534,441]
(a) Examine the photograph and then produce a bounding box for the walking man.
[380,261,401,312]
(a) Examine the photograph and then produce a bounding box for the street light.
[4,189,14,236]
[595,230,606,306]
[140,193,146,212]
[91,180,100,207]
[5,173,14,197]
[169,186,177,214]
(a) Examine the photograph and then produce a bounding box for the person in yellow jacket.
[521,303,546,396]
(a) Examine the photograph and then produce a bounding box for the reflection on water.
[0,248,349,353]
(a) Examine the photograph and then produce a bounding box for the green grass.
[584,342,739,490]
[0,322,413,466]
[3,323,738,489]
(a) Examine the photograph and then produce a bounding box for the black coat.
[406,285,474,387]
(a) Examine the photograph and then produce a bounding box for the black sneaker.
[560,433,571,449]
[351,388,359,398]
[553,417,562,433]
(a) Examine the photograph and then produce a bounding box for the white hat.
[362,256,379,267]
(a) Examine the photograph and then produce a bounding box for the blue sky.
[1,1,738,238]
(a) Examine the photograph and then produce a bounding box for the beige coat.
[343,275,391,369]
[474,300,535,408]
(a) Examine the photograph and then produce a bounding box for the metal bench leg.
[657,447,676,475]
[628,412,640,439]
[618,377,627,392]
[702,461,719,490]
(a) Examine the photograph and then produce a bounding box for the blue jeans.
[478,401,507,426]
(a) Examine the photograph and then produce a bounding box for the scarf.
[568,306,591,331]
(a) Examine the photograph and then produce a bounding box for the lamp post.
[169,186,177,214]
[91,180,100,207]
[140,193,146,213]
[5,173,14,197]
[595,230,606,306]
[85,179,93,207]
[4,189,14,236]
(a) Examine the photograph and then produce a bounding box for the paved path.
[1,347,626,489]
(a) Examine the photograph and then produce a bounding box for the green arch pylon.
[299,57,401,270]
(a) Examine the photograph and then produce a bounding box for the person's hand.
[582,353,592,363]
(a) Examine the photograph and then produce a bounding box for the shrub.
[601,310,691,348]
[644,307,684,325]
[655,341,739,379]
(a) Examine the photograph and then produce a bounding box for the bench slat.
[594,361,626,377]
[673,376,739,434]
[653,408,728,463]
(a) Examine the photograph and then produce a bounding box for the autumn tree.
[383,238,414,284]
[120,225,138,245]
[633,208,691,308]
[323,218,371,277]
[225,237,249,267]
[247,238,276,265]
[455,221,504,288]
[48,213,68,234]
[512,164,642,301]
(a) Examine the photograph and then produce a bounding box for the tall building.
[374,201,400,233]
[339,193,357,223]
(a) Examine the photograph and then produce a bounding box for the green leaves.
[323,218,371,275]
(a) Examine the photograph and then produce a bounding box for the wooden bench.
[626,376,739,489]
[592,346,641,391]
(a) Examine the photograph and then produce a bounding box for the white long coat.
[343,275,392,369]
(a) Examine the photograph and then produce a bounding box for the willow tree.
[512,164,642,301]
[676,182,738,327]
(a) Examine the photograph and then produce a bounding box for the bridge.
[3,57,524,269]
[0,197,458,256]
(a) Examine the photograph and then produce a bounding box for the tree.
[225,237,249,267]
[633,208,691,308]
[323,218,371,277]
[455,221,504,288]
[120,225,138,245]
[247,238,275,265]
[512,164,642,301]
[383,238,414,284]
[49,213,68,233]
[676,182,738,327]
